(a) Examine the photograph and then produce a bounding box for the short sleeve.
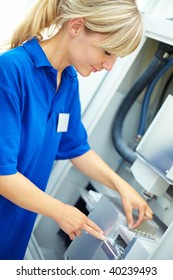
[0,88,21,174]
[0,53,22,175]
[56,79,90,160]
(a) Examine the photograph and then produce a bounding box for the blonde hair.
[10,0,143,56]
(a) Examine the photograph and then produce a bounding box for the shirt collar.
[22,37,78,78]
[22,38,52,68]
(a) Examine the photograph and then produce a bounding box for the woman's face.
[67,20,116,77]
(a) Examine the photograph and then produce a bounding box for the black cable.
[155,72,173,113]
[137,60,173,137]
[112,42,172,164]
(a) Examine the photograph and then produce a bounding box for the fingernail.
[128,224,133,229]
[100,234,106,241]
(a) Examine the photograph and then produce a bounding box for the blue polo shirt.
[0,38,90,259]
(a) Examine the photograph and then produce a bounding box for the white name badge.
[57,113,70,132]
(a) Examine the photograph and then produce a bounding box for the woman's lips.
[91,65,98,72]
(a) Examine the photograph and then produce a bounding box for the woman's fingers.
[57,204,105,241]
[123,202,154,229]
[82,218,105,240]
[71,218,105,241]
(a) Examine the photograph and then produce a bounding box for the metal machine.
[64,95,173,260]
[64,194,159,260]
[131,95,173,227]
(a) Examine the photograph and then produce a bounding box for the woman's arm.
[0,172,105,240]
[71,150,153,228]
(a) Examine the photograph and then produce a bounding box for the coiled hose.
[112,42,173,164]
[137,58,173,137]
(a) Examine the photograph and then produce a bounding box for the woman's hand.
[0,173,105,241]
[54,203,105,240]
[71,150,153,229]
[119,180,153,229]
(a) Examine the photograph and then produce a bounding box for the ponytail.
[10,0,60,49]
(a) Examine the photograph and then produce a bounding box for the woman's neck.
[39,28,70,72]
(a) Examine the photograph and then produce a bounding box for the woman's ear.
[68,18,85,37]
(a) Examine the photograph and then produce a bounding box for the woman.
[0,0,153,260]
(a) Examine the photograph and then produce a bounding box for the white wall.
[0,0,36,48]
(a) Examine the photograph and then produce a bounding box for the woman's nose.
[102,56,116,71]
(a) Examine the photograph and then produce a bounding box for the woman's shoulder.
[0,46,27,70]
[0,46,32,85]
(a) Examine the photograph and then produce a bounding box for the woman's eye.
[104,51,111,56]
